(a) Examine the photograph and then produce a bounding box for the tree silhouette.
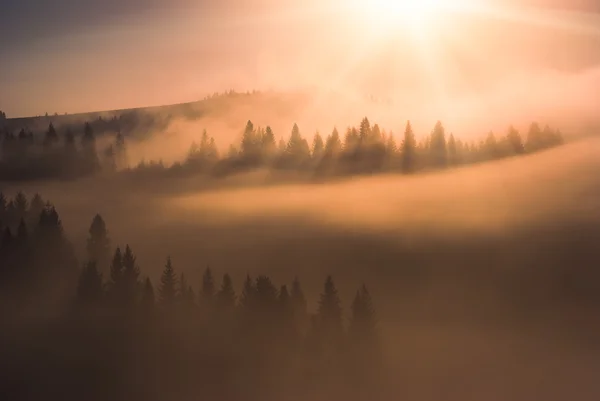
[507,126,525,155]
[312,132,325,160]
[76,261,103,306]
[429,121,447,167]
[202,266,215,301]
[401,121,417,173]
[240,274,256,310]
[316,275,343,344]
[159,256,178,307]
[122,245,140,306]
[141,277,155,311]
[108,247,123,302]
[86,214,110,274]
[216,273,236,311]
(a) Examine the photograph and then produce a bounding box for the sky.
[1,0,600,118]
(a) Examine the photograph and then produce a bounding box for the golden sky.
[1,0,599,118]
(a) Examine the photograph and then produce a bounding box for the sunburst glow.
[346,0,483,29]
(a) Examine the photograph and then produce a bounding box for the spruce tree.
[76,261,103,305]
[312,132,325,160]
[216,273,236,311]
[325,128,342,155]
[401,121,417,173]
[239,274,256,310]
[86,214,110,273]
[507,125,525,155]
[429,121,447,167]
[122,245,139,305]
[317,275,343,339]
[159,256,178,307]
[141,277,155,310]
[109,247,123,299]
[202,266,215,300]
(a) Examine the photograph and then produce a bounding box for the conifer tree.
[291,277,307,324]
[17,218,28,242]
[344,127,359,150]
[349,284,377,343]
[262,126,277,158]
[317,275,343,339]
[141,277,155,310]
[122,245,140,305]
[359,117,372,144]
[429,121,447,167]
[109,247,123,297]
[216,273,236,311]
[159,256,178,307]
[325,128,342,155]
[401,121,417,173]
[507,125,525,155]
[312,132,325,160]
[239,274,256,309]
[87,214,110,273]
[448,134,457,165]
[28,194,44,226]
[76,261,103,305]
[202,266,215,300]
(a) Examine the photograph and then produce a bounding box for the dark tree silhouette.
[159,256,178,307]
[401,121,417,173]
[216,273,236,311]
[122,245,139,306]
[76,261,103,306]
[86,214,110,274]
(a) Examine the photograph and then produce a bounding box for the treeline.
[132,119,564,179]
[1,116,564,183]
[0,192,384,401]
[0,122,127,181]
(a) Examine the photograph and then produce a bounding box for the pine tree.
[14,192,28,222]
[44,123,59,148]
[291,276,307,328]
[262,126,277,158]
[349,284,378,343]
[17,218,28,242]
[109,247,123,297]
[216,273,236,310]
[325,128,342,155]
[401,121,417,173]
[507,125,525,155]
[312,132,325,160]
[122,245,140,305]
[359,117,372,144]
[28,194,44,226]
[87,214,110,273]
[371,124,382,144]
[448,134,457,165]
[429,121,447,167]
[241,120,258,158]
[141,277,155,310]
[239,274,256,309]
[159,256,178,307]
[317,275,343,339]
[76,261,103,305]
[81,122,99,172]
[180,272,194,307]
[202,266,215,300]
[344,127,359,150]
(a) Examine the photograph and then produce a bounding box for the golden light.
[345,0,483,31]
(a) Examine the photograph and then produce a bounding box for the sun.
[346,0,478,29]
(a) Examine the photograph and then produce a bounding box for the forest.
[0,111,564,183]
[1,192,383,401]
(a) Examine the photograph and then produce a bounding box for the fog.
[2,1,600,399]
[3,135,600,399]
